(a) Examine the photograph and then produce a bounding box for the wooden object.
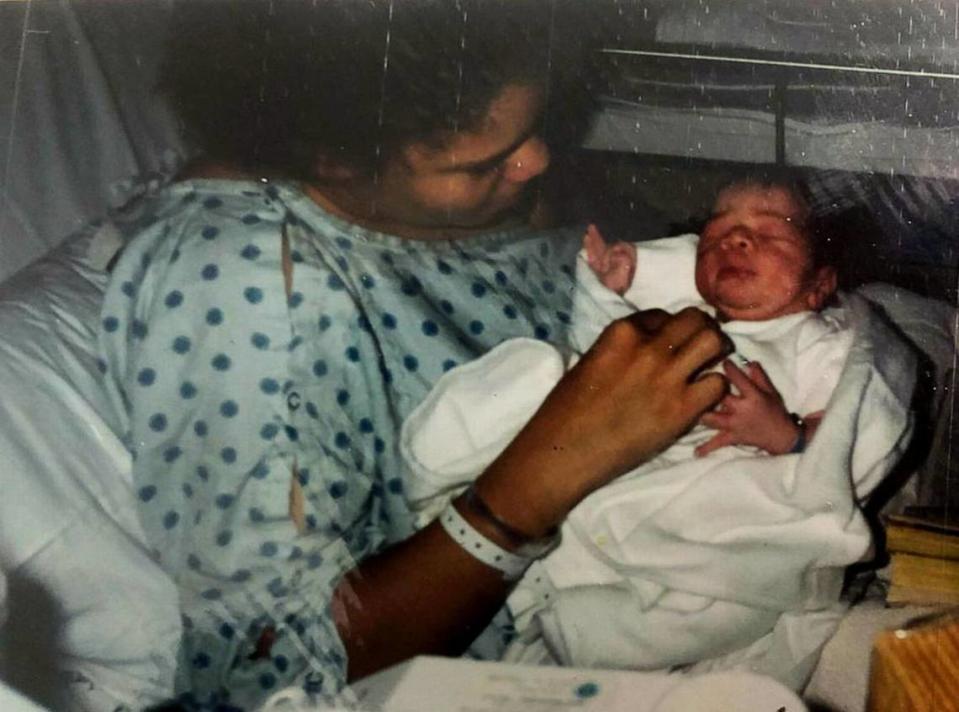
[884,509,959,607]
[887,553,959,606]
[867,610,959,712]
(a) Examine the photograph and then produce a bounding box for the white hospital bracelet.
[439,500,532,581]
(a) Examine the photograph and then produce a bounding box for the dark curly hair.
[160,0,595,181]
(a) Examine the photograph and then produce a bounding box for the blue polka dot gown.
[98,180,580,710]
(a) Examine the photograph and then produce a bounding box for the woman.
[98,2,728,709]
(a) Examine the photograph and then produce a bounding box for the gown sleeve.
[99,192,361,703]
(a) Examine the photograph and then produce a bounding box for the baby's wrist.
[765,413,805,455]
[786,413,807,453]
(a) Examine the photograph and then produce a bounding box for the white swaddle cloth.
[402,338,567,520]
[400,237,916,688]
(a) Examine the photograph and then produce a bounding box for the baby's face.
[696,184,832,321]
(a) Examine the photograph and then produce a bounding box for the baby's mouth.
[716,266,754,280]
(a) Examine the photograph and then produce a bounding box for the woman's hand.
[337,308,728,681]
[476,307,729,538]
[695,359,801,457]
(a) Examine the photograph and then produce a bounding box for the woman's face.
[368,83,551,235]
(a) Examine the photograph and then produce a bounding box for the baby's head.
[695,178,838,322]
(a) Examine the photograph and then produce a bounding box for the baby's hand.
[695,360,802,457]
[583,224,637,296]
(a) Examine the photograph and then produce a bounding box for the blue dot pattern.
[97,180,579,710]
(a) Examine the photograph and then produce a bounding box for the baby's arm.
[582,225,702,312]
[696,360,821,457]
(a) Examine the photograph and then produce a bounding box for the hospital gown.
[98,179,580,710]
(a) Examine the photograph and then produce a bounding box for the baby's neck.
[714,304,817,324]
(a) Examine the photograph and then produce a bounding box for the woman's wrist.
[470,478,559,544]
[473,455,575,542]
[458,485,548,549]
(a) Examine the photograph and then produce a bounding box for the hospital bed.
[0,2,955,711]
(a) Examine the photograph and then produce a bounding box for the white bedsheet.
[0,229,179,711]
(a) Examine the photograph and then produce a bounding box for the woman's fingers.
[686,372,728,420]
[658,309,730,383]
[628,308,673,335]
[649,306,717,342]
[639,309,730,411]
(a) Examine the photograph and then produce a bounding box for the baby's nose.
[721,229,753,250]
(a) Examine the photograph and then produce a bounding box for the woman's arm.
[334,307,728,680]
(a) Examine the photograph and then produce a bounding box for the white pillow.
[0,229,179,711]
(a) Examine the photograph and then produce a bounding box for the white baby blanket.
[561,296,912,611]
[401,293,915,687]
[403,338,567,519]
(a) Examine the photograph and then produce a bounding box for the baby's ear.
[806,265,838,310]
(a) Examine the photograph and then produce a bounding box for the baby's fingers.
[695,430,736,458]
[722,359,759,396]
[699,409,731,430]
[747,361,776,393]
[583,224,605,270]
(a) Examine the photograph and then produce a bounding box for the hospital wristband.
[438,499,534,581]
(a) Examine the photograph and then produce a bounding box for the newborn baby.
[584,179,839,457]
[401,178,913,687]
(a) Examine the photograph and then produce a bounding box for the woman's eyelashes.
[465,159,505,178]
